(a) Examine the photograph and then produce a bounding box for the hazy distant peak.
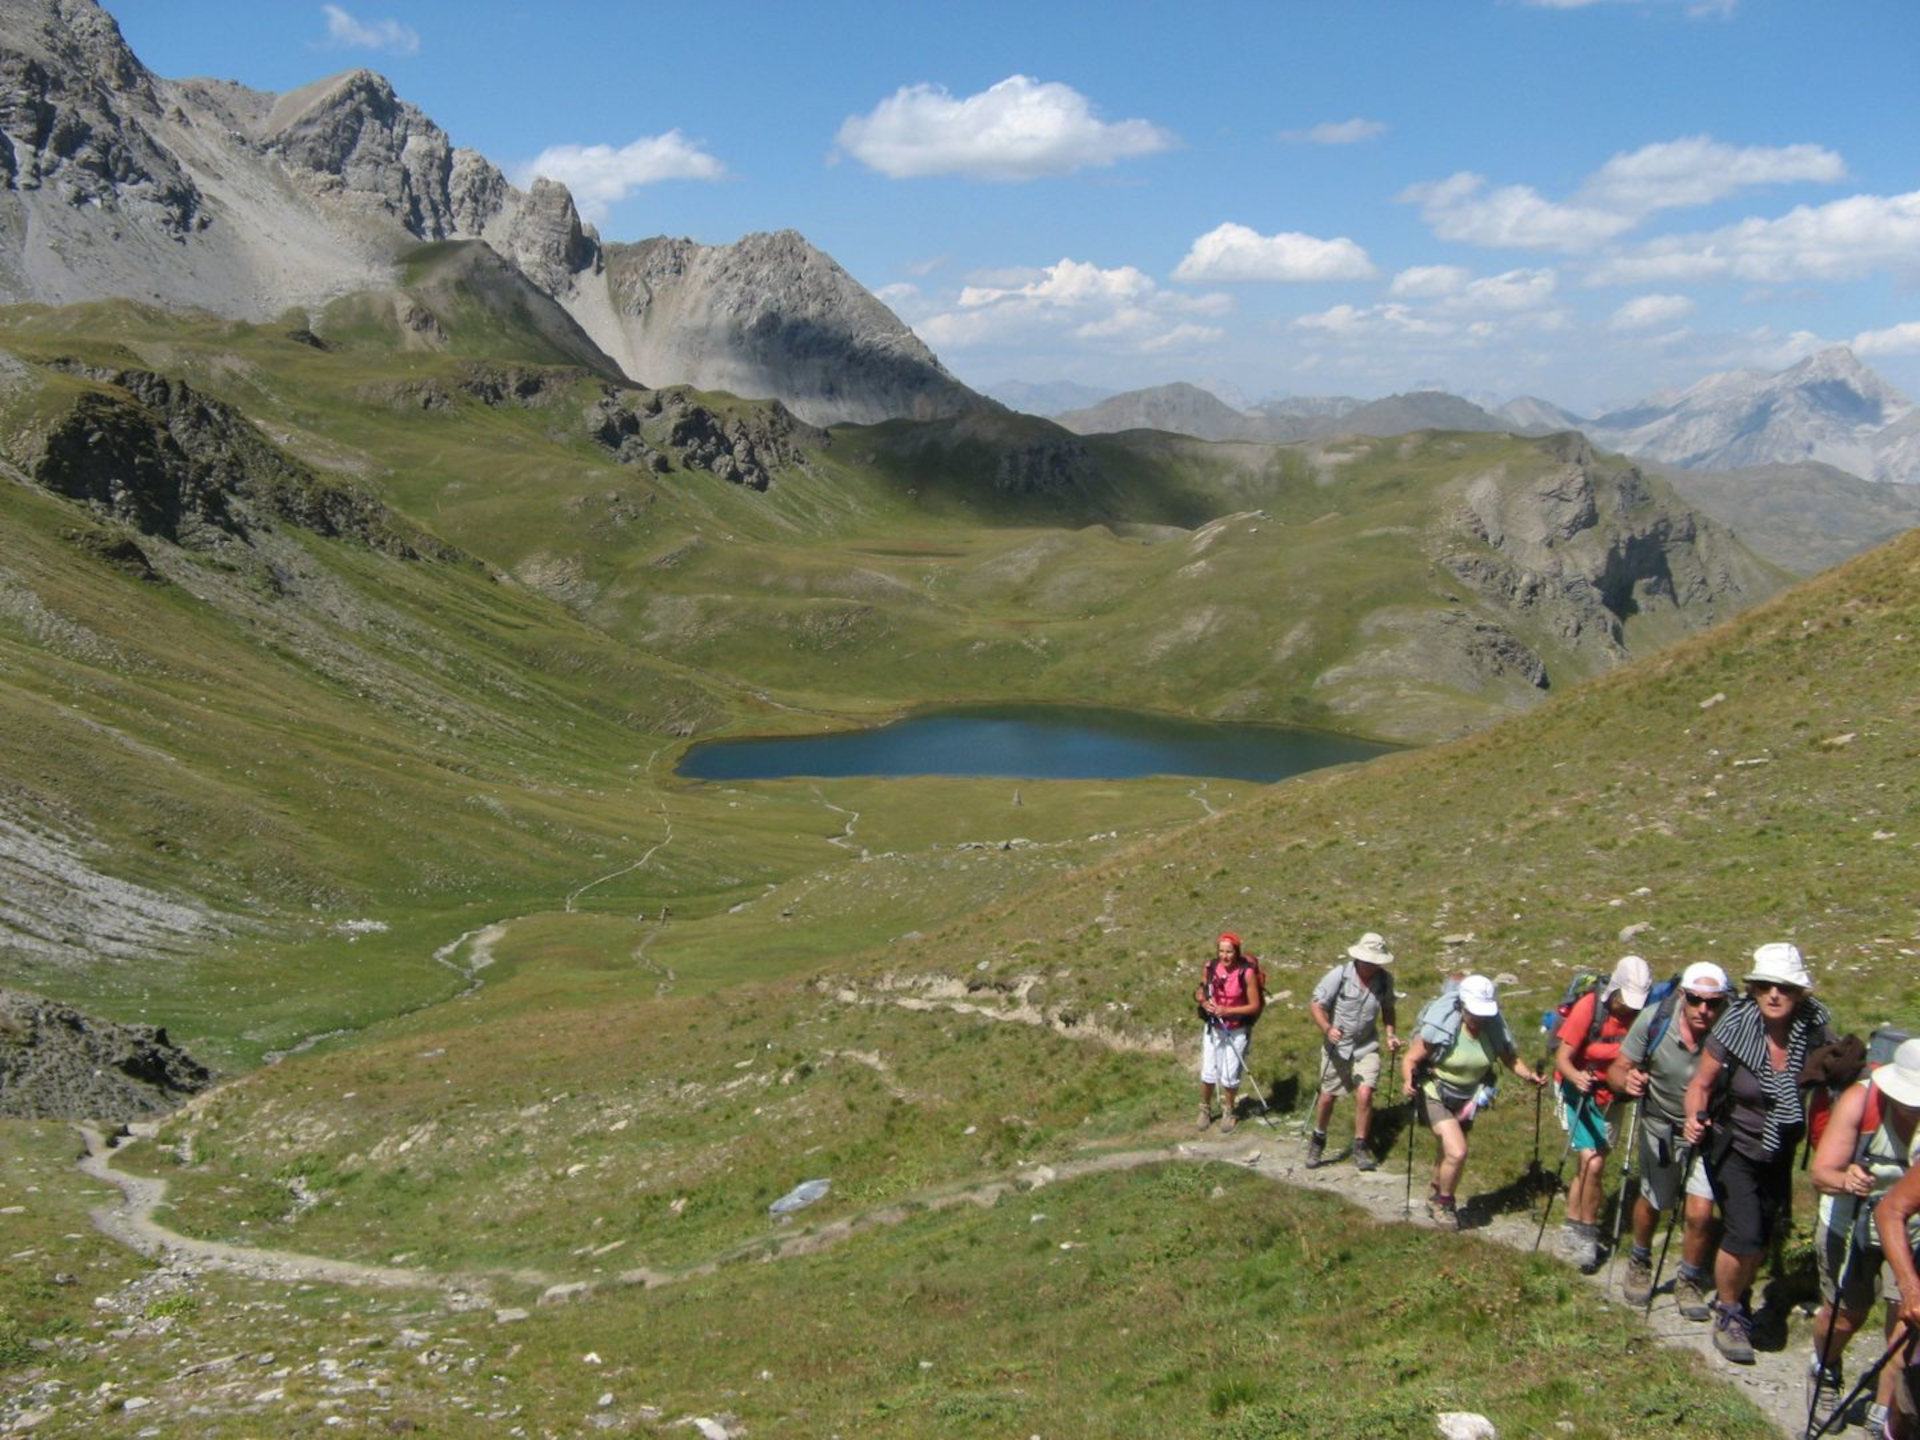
[1587,346,1917,484]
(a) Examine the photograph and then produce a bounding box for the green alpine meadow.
[3,4,1918,1432]
[1,266,1911,1437]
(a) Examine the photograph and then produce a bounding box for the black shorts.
[1709,1145,1793,1258]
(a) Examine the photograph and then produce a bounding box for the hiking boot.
[1622,1254,1653,1305]
[1710,1301,1755,1365]
[1353,1145,1378,1172]
[1806,1356,1843,1432]
[1219,1112,1238,1134]
[1563,1222,1599,1272]
[1866,1402,1891,1437]
[1672,1273,1711,1322]
[1426,1196,1459,1230]
[1304,1131,1326,1168]
[1197,1105,1214,1130]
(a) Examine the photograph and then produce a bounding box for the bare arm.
[1809,1084,1872,1198]
[1401,1035,1430,1097]
[1682,1049,1724,1146]
[1555,1033,1591,1092]
[1874,1161,1920,1330]
[1501,1047,1548,1086]
[1309,999,1336,1042]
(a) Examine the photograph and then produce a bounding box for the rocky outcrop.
[1437,434,1765,660]
[23,362,456,558]
[0,0,203,236]
[585,385,828,489]
[0,987,212,1120]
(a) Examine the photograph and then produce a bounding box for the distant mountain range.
[1014,347,1920,488]
[0,0,985,427]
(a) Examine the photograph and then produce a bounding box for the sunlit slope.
[866,524,1919,1064]
[0,288,1787,1066]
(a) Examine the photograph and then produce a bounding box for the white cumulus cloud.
[1404,136,1843,254]
[320,4,419,55]
[915,257,1229,356]
[1586,189,1920,286]
[1576,136,1845,217]
[835,76,1176,181]
[525,133,725,221]
[1279,118,1388,146]
[1401,173,1637,251]
[1173,223,1376,283]
[1610,293,1696,330]
[1852,321,1920,357]
[1388,265,1471,299]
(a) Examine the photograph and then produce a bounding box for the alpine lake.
[677,703,1396,783]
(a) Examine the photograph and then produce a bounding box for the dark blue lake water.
[677,705,1394,782]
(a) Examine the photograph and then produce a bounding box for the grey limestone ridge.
[594,230,983,429]
[0,987,212,1121]
[0,0,984,427]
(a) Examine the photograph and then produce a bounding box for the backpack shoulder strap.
[1643,987,1683,1055]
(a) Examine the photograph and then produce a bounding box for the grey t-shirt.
[1620,999,1706,1128]
[1311,962,1394,1058]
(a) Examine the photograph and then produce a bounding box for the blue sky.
[110,0,1920,413]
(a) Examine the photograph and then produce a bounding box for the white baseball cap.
[1458,974,1499,1017]
[1679,961,1731,996]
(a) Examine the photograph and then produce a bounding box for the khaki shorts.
[1319,1045,1382,1097]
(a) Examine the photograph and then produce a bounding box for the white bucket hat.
[1605,954,1654,1008]
[1876,1038,1920,1108]
[1347,932,1394,967]
[1458,974,1499,1017]
[1746,941,1813,991]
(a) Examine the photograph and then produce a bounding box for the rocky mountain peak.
[0,0,989,425]
[590,228,984,427]
[1588,346,1916,483]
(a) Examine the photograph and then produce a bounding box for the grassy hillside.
[0,287,1873,1435]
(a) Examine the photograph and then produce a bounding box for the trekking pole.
[1528,1055,1548,1192]
[1531,1089,1590,1253]
[1603,1100,1641,1285]
[1404,1090,1420,1214]
[1806,1326,1917,1440]
[1804,1191,1863,1438]
[1645,1143,1697,1318]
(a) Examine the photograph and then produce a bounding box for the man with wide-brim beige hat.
[1306,931,1400,1171]
[1807,1035,1920,1431]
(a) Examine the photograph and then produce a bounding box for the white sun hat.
[1347,932,1395,967]
[1746,942,1813,991]
[1874,1038,1920,1109]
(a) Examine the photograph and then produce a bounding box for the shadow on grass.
[1460,1160,1563,1231]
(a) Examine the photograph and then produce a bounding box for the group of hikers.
[1195,932,1920,1437]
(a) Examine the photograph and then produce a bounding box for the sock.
[1311,1129,1326,1141]
[1677,1261,1705,1283]
[1631,1245,1651,1264]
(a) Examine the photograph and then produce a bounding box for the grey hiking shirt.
[1311,961,1395,1059]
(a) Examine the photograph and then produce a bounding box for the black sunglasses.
[1683,992,1728,1008]
[1749,981,1805,998]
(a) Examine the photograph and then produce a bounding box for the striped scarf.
[1711,994,1833,1155]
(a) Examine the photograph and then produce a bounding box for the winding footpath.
[77,1111,1815,1436]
